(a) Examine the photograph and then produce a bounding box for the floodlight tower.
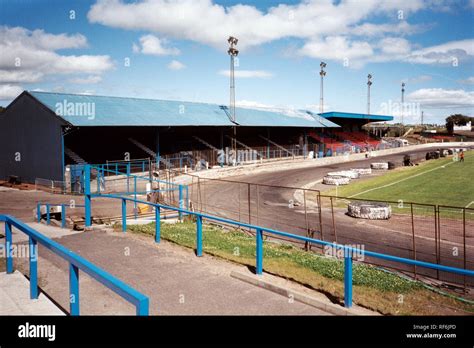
[227,36,239,154]
[319,62,326,114]
[366,74,372,140]
[401,82,405,136]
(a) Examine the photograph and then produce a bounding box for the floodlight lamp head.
[228,36,238,46]
[320,62,326,68]
[228,47,239,56]
[368,74,372,80]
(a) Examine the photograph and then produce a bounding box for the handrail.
[0,214,149,315]
[91,192,474,308]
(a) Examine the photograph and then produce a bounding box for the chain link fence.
[187,175,473,289]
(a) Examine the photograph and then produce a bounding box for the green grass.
[326,151,474,208]
[124,220,474,315]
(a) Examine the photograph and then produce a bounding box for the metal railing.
[1,214,149,315]
[36,203,86,228]
[88,193,474,308]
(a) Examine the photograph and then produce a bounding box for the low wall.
[172,141,474,184]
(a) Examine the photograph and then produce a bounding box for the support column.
[155,128,160,169]
[61,130,65,183]
[84,165,91,227]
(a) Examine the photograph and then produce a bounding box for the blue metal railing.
[36,203,86,228]
[89,192,474,308]
[1,214,149,315]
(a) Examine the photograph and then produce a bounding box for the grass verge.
[124,220,474,315]
[325,151,474,208]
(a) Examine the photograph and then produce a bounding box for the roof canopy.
[26,91,340,128]
[319,111,393,122]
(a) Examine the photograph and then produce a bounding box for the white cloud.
[458,76,474,84]
[133,34,180,56]
[407,88,474,108]
[378,37,412,55]
[167,60,186,70]
[406,39,474,65]
[219,70,273,78]
[298,36,374,65]
[0,70,43,83]
[0,84,23,100]
[87,0,427,50]
[69,75,102,84]
[0,26,113,96]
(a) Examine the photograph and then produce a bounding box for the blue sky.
[0,0,473,124]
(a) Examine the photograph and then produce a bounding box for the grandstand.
[0,91,392,183]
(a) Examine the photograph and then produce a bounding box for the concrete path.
[0,271,64,315]
[7,224,337,315]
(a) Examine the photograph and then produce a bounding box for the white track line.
[466,201,474,208]
[348,161,456,198]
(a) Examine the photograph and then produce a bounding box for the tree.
[0,106,5,113]
[445,114,472,134]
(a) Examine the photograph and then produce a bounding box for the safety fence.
[34,178,67,194]
[1,214,149,315]
[185,174,474,289]
[85,192,474,308]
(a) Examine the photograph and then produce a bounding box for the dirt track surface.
[188,146,474,290]
[0,145,472,290]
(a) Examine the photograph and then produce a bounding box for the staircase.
[193,136,219,151]
[128,138,173,168]
[64,147,87,164]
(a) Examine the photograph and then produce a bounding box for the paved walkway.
[0,271,64,315]
[6,224,336,315]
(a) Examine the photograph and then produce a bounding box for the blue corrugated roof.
[27,91,339,128]
[320,111,393,122]
[29,91,232,126]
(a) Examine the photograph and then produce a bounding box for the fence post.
[126,163,131,193]
[196,215,203,256]
[178,185,183,221]
[69,263,80,315]
[134,176,137,220]
[185,185,189,210]
[5,221,13,274]
[411,203,416,278]
[29,236,38,299]
[137,298,149,316]
[46,204,50,225]
[61,205,66,229]
[463,208,466,291]
[84,165,91,227]
[256,228,263,275]
[155,206,161,243]
[344,250,353,308]
[37,204,41,222]
[122,199,127,232]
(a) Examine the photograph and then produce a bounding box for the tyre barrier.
[350,168,372,175]
[370,162,389,170]
[322,175,351,185]
[326,170,360,179]
[347,201,392,220]
[387,161,396,170]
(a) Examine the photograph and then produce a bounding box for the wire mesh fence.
[186,174,473,289]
